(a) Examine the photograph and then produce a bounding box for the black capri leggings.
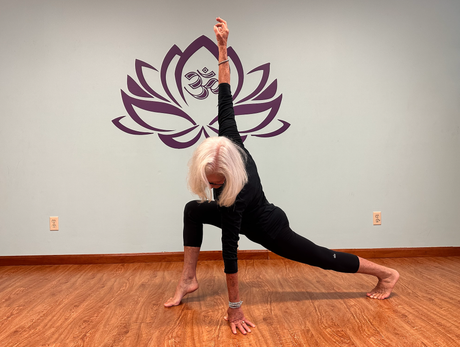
[183,200,359,274]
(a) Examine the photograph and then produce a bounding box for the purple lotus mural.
[112,36,290,149]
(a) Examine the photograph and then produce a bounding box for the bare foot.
[367,269,400,300]
[164,277,199,307]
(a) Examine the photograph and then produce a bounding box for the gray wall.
[1,0,459,256]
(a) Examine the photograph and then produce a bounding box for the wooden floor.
[0,257,459,347]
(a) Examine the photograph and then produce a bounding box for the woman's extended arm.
[214,17,230,84]
[214,17,255,335]
[225,272,255,335]
[215,17,244,147]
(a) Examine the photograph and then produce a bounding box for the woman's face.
[206,172,225,189]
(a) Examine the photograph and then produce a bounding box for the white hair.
[188,136,248,207]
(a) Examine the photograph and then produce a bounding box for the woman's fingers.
[231,322,247,335]
[227,320,254,335]
[241,321,252,333]
[214,17,228,35]
[243,319,256,328]
[216,17,227,25]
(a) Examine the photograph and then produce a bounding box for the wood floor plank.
[0,257,459,346]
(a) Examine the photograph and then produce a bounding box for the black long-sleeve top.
[215,83,287,274]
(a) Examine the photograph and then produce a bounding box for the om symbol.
[184,67,219,100]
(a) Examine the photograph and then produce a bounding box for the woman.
[164,17,400,336]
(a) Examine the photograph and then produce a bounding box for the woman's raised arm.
[214,17,230,85]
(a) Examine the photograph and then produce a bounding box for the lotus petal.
[159,126,209,149]
[135,59,169,102]
[112,116,154,135]
[121,90,195,132]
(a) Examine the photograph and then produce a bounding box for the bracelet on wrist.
[229,300,243,309]
[218,59,229,65]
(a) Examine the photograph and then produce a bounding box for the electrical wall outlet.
[373,212,381,225]
[50,216,59,231]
